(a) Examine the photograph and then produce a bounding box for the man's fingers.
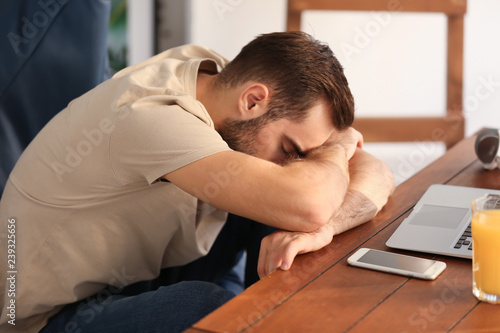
[258,236,283,278]
[257,230,330,279]
[258,249,282,278]
[258,232,295,278]
[257,239,268,278]
[280,237,305,271]
[267,255,282,277]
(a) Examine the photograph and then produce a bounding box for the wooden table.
[187,133,500,333]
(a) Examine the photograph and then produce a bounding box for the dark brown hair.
[216,31,354,130]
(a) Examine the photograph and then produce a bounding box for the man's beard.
[217,116,269,156]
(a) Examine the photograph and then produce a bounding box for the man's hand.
[328,127,364,160]
[256,142,395,278]
[257,223,335,278]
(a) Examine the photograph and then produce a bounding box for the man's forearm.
[264,142,351,231]
[329,189,378,235]
[329,148,395,235]
[256,147,394,277]
[166,141,351,232]
[294,142,350,214]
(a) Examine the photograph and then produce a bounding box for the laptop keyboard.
[453,222,472,251]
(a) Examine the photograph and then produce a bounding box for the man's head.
[212,32,354,163]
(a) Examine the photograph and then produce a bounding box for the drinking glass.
[471,194,500,304]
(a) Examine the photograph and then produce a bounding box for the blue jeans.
[40,281,235,333]
[40,215,273,333]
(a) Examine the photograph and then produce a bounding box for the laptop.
[386,184,500,259]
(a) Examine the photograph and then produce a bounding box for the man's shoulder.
[159,44,228,65]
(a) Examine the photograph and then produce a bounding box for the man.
[0,31,394,332]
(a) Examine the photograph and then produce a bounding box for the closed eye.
[281,143,304,159]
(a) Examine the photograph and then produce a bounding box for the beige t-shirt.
[0,45,232,332]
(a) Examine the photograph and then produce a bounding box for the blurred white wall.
[127,0,155,65]
[163,0,500,183]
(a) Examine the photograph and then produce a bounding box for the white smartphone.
[347,248,447,280]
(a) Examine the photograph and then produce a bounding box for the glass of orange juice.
[471,194,500,304]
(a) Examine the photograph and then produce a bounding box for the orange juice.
[472,209,500,300]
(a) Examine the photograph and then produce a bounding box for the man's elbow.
[278,161,348,232]
[295,205,331,232]
[293,187,342,232]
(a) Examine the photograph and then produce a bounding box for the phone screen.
[357,250,435,274]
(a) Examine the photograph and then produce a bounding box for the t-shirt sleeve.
[108,103,231,185]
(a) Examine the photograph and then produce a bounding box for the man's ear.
[237,83,270,120]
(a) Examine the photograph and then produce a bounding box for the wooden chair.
[287,0,466,148]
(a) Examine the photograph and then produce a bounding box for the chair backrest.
[0,0,111,195]
[287,0,466,149]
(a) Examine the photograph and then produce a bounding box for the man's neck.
[196,72,227,130]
